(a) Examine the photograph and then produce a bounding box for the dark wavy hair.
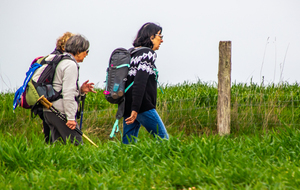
[133,22,162,49]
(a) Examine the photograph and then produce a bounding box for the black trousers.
[43,111,82,145]
[37,109,52,144]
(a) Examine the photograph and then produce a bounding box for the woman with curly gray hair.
[43,34,96,145]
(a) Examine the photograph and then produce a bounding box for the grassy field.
[1,81,300,189]
[1,127,300,189]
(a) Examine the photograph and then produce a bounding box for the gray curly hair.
[65,34,89,55]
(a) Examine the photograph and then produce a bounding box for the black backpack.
[104,47,150,137]
[13,53,72,115]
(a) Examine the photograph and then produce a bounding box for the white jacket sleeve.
[61,60,79,121]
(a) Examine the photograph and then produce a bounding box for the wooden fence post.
[217,41,232,135]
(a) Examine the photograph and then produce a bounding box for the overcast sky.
[0,0,299,92]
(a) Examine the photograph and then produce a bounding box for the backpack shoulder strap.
[42,53,72,64]
[129,47,152,55]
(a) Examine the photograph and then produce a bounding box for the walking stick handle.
[37,95,52,109]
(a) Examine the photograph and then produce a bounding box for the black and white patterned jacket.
[124,48,159,117]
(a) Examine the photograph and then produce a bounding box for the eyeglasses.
[156,34,164,39]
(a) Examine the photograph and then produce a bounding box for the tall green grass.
[1,81,300,140]
[1,127,300,189]
[1,81,300,189]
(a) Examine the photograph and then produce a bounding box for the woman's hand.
[80,80,97,94]
[125,111,138,124]
[66,120,77,130]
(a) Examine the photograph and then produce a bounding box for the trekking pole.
[79,95,86,130]
[37,95,98,148]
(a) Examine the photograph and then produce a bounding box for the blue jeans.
[122,109,169,144]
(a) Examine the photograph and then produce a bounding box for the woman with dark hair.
[43,34,96,145]
[123,22,169,144]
